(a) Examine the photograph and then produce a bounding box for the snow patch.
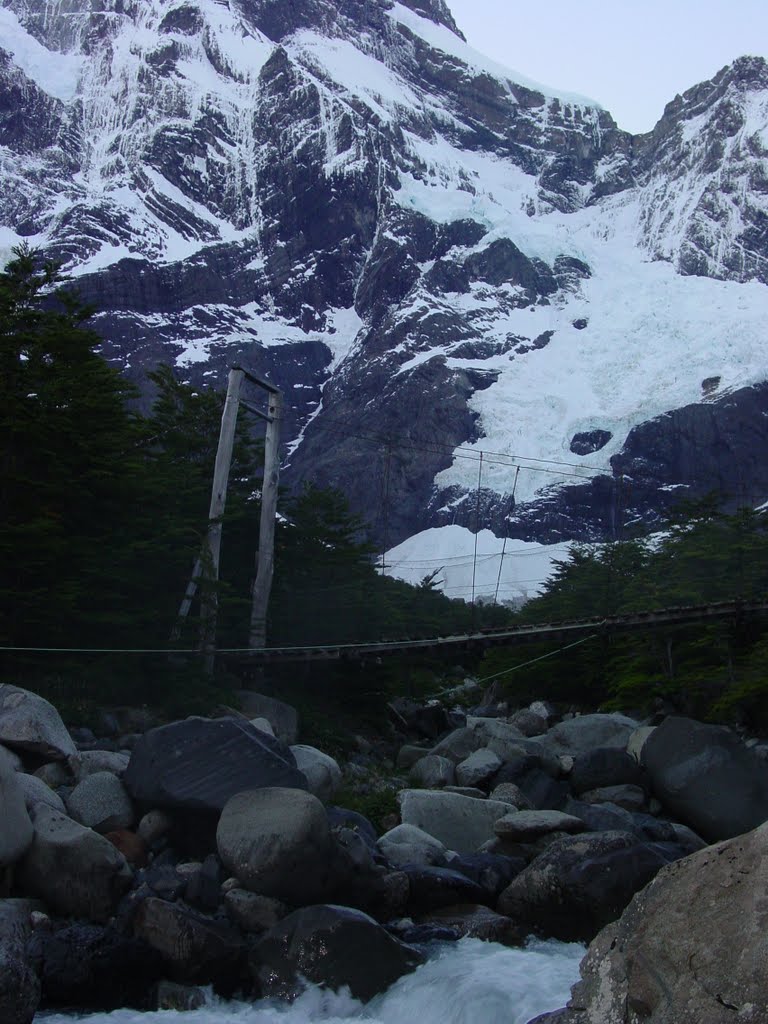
[0,7,83,102]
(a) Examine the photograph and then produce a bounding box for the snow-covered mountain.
[2,0,768,587]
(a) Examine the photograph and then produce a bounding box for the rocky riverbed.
[1,682,768,1023]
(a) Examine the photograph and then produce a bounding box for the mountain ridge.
[1,0,767,574]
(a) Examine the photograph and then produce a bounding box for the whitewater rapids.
[35,938,583,1024]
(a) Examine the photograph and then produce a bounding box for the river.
[35,937,583,1024]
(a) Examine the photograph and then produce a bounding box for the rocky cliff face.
[2,0,768,556]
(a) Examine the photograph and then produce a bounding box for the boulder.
[290,744,342,802]
[429,726,483,763]
[0,745,22,771]
[580,785,646,812]
[494,810,586,842]
[642,716,768,841]
[224,889,287,933]
[388,698,454,740]
[378,823,447,868]
[0,747,33,866]
[467,718,560,775]
[33,762,70,788]
[569,747,644,795]
[396,744,430,770]
[409,754,455,788]
[17,804,132,922]
[403,865,491,913]
[15,772,65,814]
[235,692,298,744]
[75,750,131,780]
[0,686,77,762]
[565,821,768,1023]
[510,709,549,737]
[626,724,655,762]
[542,714,639,756]
[448,852,526,899]
[418,904,524,946]
[497,830,683,942]
[250,717,275,736]
[443,785,486,798]
[398,790,515,854]
[27,922,162,1011]
[216,787,340,904]
[492,756,569,809]
[455,749,502,788]
[251,904,423,1002]
[0,899,41,1024]
[137,808,173,845]
[104,829,148,867]
[66,771,135,833]
[124,717,307,814]
[489,782,534,809]
[133,897,245,987]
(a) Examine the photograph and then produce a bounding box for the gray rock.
[510,709,548,737]
[378,823,447,867]
[542,714,640,756]
[0,899,41,1024]
[494,810,586,841]
[429,726,483,764]
[642,716,768,841]
[290,744,342,802]
[569,747,644,794]
[75,750,131,780]
[124,717,307,814]
[235,692,298,744]
[16,773,66,814]
[0,686,77,762]
[137,809,174,844]
[568,821,768,1023]
[626,725,655,762]
[250,717,275,736]
[396,744,431,770]
[251,904,424,1002]
[455,748,502,788]
[580,784,646,812]
[409,754,456,789]
[398,790,515,854]
[0,745,22,771]
[467,718,561,775]
[418,903,524,946]
[497,830,681,942]
[490,782,533,809]
[66,771,135,833]
[134,897,244,986]
[33,762,70,788]
[216,787,338,903]
[223,889,287,933]
[0,748,33,867]
[443,786,487,799]
[18,804,132,921]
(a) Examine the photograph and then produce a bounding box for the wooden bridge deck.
[233,598,768,664]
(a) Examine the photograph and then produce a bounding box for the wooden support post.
[200,368,244,671]
[249,389,282,650]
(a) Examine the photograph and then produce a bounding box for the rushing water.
[35,938,583,1024]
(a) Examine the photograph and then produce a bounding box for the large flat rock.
[398,790,515,854]
[124,717,307,813]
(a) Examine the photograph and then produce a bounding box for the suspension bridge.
[232,598,768,664]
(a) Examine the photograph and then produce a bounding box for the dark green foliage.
[0,249,510,716]
[479,499,768,725]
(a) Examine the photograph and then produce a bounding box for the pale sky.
[446,0,768,134]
